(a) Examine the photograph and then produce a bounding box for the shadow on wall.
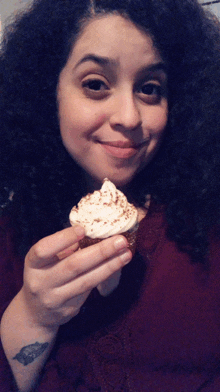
[0,0,33,42]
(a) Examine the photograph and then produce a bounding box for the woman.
[1,0,220,390]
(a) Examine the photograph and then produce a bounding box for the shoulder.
[137,200,220,266]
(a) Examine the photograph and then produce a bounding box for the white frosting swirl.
[69,178,138,238]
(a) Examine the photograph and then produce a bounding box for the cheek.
[147,106,168,136]
[59,104,108,156]
[60,100,108,137]
[84,114,108,134]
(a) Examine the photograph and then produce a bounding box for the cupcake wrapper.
[79,225,138,256]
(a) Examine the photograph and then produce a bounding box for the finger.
[63,290,91,312]
[55,248,132,301]
[56,235,129,284]
[57,243,79,260]
[53,290,92,323]
[26,225,85,268]
[97,269,122,296]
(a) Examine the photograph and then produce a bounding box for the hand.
[97,269,122,296]
[20,226,132,330]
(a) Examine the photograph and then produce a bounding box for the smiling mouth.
[98,139,148,159]
[99,139,148,148]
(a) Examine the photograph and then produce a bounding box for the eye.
[82,78,110,99]
[141,83,161,96]
[137,82,164,104]
[83,79,107,91]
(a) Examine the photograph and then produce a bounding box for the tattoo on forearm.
[13,342,49,366]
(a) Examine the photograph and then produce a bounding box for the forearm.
[0,291,58,392]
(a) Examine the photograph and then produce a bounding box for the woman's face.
[57,14,168,188]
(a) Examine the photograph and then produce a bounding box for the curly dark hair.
[0,0,220,263]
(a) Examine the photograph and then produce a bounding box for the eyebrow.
[74,53,167,74]
[74,54,117,69]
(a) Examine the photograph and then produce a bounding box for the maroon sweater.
[1,203,220,392]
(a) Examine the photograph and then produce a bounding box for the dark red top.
[1,203,220,391]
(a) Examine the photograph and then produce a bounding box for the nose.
[109,90,142,131]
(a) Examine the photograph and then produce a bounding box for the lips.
[98,139,148,159]
[101,140,137,148]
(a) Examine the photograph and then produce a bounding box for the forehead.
[68,14,162,66]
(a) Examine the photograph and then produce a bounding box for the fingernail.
[119,249,132,264]
[74,225,84,237]
[114,236,127,251]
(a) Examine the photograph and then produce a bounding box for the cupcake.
[69,178,138,255]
